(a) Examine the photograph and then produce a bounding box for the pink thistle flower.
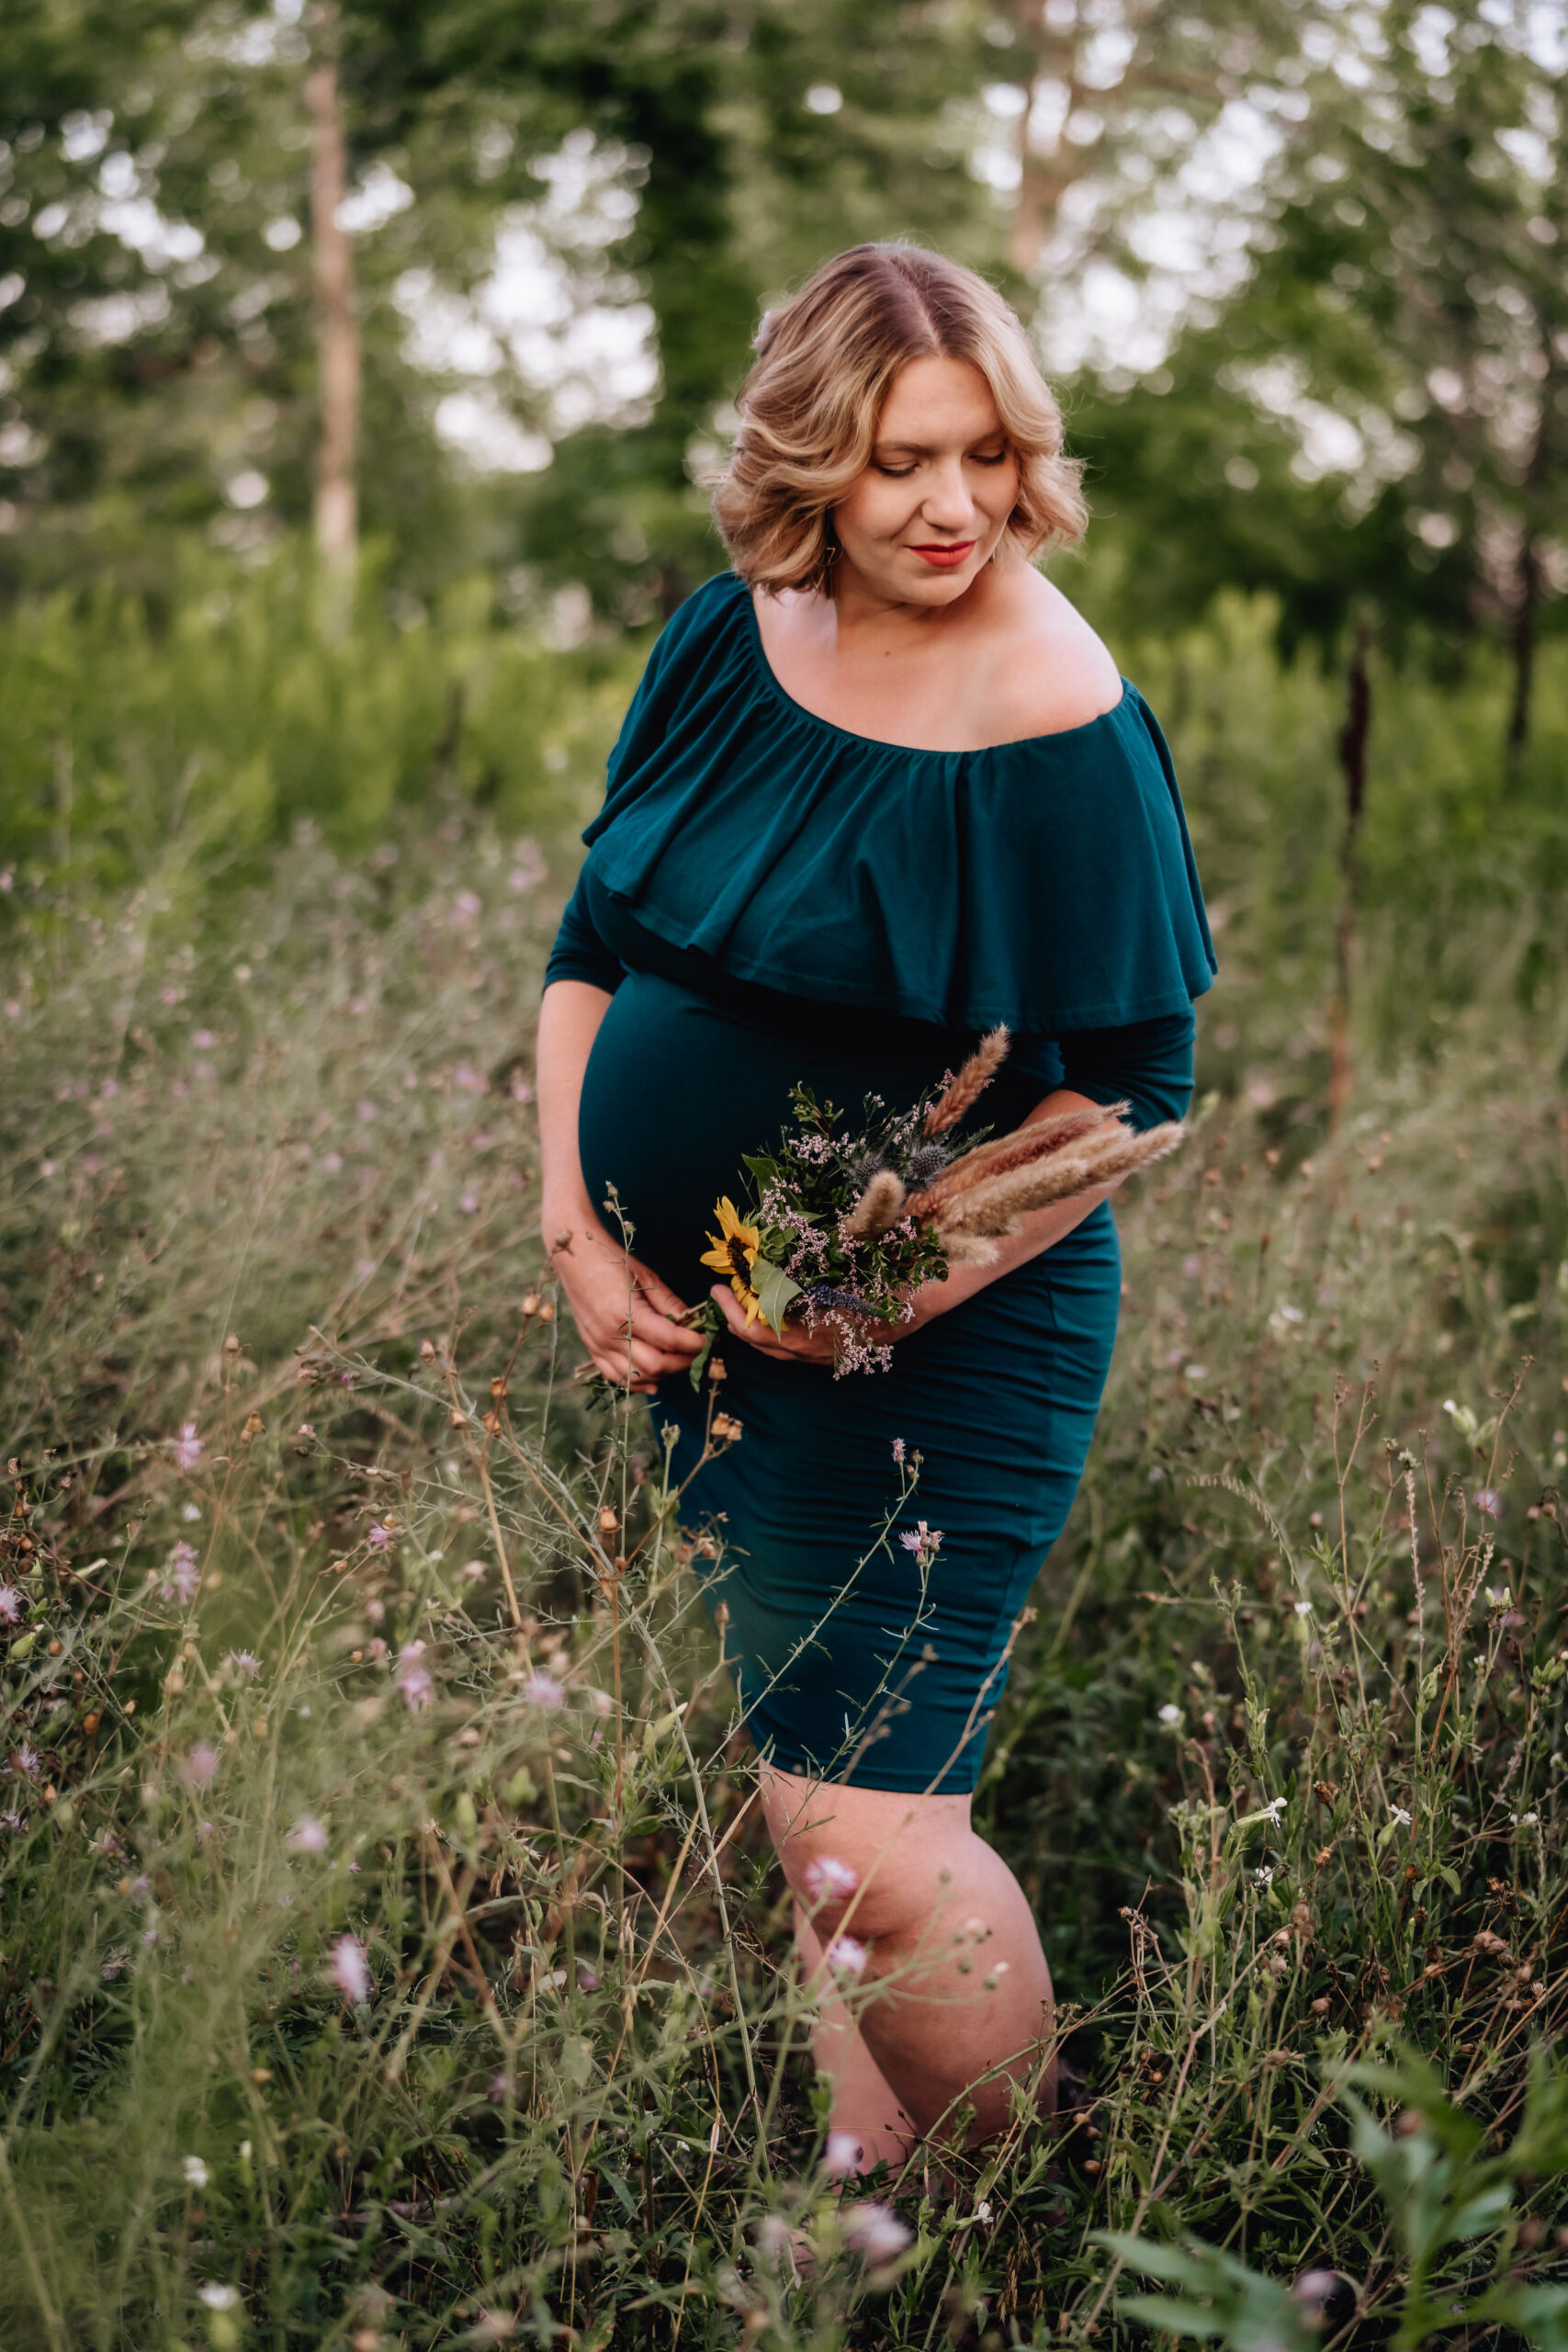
[842,2201,912,2261]
[366,1522,391,1552]
[452,1061,487,1094]
[825,1934,868,1976]
[331,1933,371,2005]
[510,1074,535,1104]
[321,1149,344,1174]
[803,1855,859,1905]
[183,1742,219,1790]
[101,1946,130,1980]
[898,1520,943,1566]
[457,1188,479,1215]
[191,1029,214,1051]
[15,1740,40,1779]
[0,1586,21,1624]
[826,2130,863,2176]
[355,1099,379,1123]
[891,1437,906,1465]
[521,1670,564,1707]
[174,1423,203,1473]
[453,890,482,921]
[286,1815,327,1854]
[226,1649,262,1679]
[394,1642,434,1711]
[1474,1488,1503,1519]
[159,1541,201,1605]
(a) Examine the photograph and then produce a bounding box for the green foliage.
[1,664,1566,2341]
[0,545,643,899]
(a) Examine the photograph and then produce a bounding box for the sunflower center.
[728,1238,753,1283]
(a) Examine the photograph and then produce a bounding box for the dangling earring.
[821,522,840,589]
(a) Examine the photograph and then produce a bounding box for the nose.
[917,457,977,534]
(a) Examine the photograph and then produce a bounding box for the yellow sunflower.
[700,1195,764,1325]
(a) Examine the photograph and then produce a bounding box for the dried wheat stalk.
[923,1025,1011,1136]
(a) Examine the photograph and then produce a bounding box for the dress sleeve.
[1057,1009,1195,1132]
[544,871,624,996]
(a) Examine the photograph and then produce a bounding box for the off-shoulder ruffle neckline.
[732,571,1130,758]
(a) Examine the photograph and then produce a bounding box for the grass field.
[2,605,1567,2348]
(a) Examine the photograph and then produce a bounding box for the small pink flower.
[321,1150,344,1174]
[366,1522,391,1551]
[192,1029,214,1050]
[174,1423,203,1473]
[286,1815,327,1854]
[457,1188,479,1215]
[226,1649,262,1679]
[453,890,482,920]
[826,2130,863,2176]
[159,1541,201,1605]
[394,1642,434,1711]
[898,1520,943,1566]
[452,1061,487,1094]
[0,1586,21,1624]
[843,2201,911,2261]
[1474,1488,1503,1519]
[15,1740,40,1779]
[184,1741,219,1790]
[355,1099,379,1123]
[803,1855,859,1905]
[331,1933,371,2005]
[891,1437,906,1464]
[510,1075,535,1104]
[825,1934,867,1976]
[521,1670,564,1708]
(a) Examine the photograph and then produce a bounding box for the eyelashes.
[872,449,1010,480]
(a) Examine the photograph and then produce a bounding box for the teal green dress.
[547,571,1214,1794]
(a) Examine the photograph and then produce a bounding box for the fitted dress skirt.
[577,967,1121,1795]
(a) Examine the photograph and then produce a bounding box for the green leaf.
[686,1328,716,1391]
[751,1257,803,1338]
[741,1152,780,1188]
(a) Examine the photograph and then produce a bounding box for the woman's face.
[830,355,1020,607]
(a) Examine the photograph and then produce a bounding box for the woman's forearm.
[536,978,615,1245]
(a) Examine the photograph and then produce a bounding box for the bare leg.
[795,1904,915,2170]
[762,1766,1056,2154]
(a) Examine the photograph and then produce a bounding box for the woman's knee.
[761,1768,976,1941]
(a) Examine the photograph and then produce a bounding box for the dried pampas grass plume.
[924,1026,1010,1136]
[906,1101,1125,1221]
[934,1119,1184,1241]
[845,1168,908,1240]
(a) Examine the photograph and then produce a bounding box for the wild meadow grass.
[2,780,1567,2346]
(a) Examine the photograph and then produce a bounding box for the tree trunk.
[307,51,358,628]
[1328,627,1371,1136]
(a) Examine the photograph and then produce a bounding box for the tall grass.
[2,804,1565,2346]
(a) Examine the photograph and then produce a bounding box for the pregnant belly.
[576,970,1043,1304]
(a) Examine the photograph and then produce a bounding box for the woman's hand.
[553,1222,705,1396]
[708,1283,909,1366]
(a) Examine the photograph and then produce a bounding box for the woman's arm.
[537,978,704,1395]
[708,1085,1120,1363]
[710,1009,1196,1364]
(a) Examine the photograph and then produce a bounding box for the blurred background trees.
[3,0,1562,668]
[1,0,1564,939]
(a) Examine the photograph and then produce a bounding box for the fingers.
[629,1261,694,1324]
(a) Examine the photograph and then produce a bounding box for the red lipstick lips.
[908,540,975,568]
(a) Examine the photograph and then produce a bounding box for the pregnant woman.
[537,243,1213,2172]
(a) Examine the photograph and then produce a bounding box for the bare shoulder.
[980,568,1122,742]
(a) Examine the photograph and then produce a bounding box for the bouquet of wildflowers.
[689,1028,1182,1382]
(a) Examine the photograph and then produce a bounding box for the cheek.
[834,481,906,544]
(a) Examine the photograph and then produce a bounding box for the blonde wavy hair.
[712,243,1087,596]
